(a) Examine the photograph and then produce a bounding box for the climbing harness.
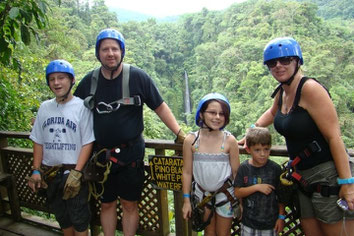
[84,63,141,111]
[191,178,239,232]
[281,141,340,197]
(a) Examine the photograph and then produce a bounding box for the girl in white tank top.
[182,93,240,235]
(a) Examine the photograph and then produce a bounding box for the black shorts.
[47,171,91,232]
[100,161,145,202]
[97,136,146,202]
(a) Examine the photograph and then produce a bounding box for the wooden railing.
[0,131,353,236]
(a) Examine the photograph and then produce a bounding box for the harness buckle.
[318,185,330,197]
[309,140,321,153]
[134,95,141,106]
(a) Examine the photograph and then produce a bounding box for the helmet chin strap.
[201,121,217,132]
[271,59,301,98]
[57,81,74,105]
[101,58,123,80]
[191,125,214,146]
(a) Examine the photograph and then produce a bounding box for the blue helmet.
[195,93,231,129]
[45,60,75,85]
[95,28,125,60]
[263,37,303,65]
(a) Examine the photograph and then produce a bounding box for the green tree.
[0,0,50,68]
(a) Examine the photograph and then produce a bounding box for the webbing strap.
[117,63,141,106]
[83,64,141,110]
[196,178,234,209]
[122,63,130,98]
[287,141,340,197]
[291,141,321,167]
[91,67,100,96]
[83,67,100,109]
[105,63,141,106]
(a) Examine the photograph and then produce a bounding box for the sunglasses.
[265,57,294,68]
[204,111,225,117]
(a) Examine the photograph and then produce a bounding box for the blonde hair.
[245,127,271,147]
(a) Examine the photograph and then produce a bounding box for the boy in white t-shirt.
[28,59,95,236]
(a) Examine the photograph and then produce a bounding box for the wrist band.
[32,170,41,175]
[278,214,286,220]
[337,177,354,185]
[183,193,190,198]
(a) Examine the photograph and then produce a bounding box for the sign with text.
[148,155,183,191]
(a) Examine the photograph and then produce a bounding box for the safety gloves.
[63,169,82,200]
[175,129,186,144]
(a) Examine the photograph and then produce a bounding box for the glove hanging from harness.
[63,169,82,200]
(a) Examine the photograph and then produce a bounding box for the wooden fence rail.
[0,131,353,236]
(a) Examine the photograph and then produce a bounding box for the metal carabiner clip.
[96,101,121,114]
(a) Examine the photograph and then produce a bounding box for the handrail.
[1,131,352,157]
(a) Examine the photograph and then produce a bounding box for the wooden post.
[173,145,196,236]
[0,134,8,172]
[155,148,170,236]
[0,173,21,220]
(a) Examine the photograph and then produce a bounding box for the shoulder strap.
[84,64,141,110]
[117,63,141,106]
[293,77,310,108]
[221,131,231,150]
[294,76,331,108]
[122,63,130,98]
[90,67,101,96]
[84,67,101,110]
[271,83,282,98]
[191,131,200,149]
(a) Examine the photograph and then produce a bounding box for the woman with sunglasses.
[240,37,354,236]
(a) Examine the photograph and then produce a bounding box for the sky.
[104,0,246,18]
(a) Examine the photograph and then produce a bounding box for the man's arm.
[154,102,181,135]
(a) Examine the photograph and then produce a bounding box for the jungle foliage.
[0,0,353,148]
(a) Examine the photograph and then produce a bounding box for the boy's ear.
[245,146,251,154]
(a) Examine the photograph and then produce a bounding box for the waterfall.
[184,70,191,122]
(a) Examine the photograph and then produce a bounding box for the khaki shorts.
[297,161,354,223]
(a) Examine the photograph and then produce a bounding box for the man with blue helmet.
[182,93,240,234]
[29,60,95,236]
[74,29,185,236]
[240,37,354,235]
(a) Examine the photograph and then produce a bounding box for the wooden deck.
[0,214,61,236]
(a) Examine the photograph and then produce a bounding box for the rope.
[86,148,112,200]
